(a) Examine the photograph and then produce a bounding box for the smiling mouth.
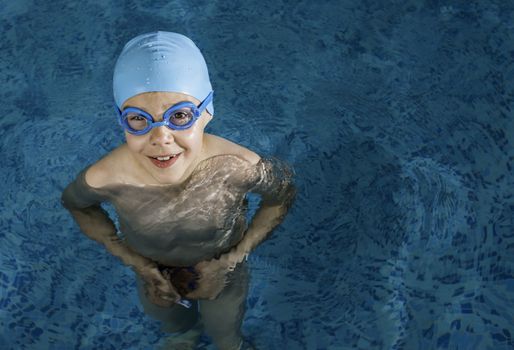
[148,153,182,168]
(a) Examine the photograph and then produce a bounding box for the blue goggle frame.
[116,91,213,135]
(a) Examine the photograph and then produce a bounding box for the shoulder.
[84,144,131,188]
[204,133,261,165]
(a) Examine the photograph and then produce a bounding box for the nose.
[149,125,174,146]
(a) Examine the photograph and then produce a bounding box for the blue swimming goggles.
[117,91,213,135]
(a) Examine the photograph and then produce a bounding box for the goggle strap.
[197,91,214,114]
[115,104,123,126]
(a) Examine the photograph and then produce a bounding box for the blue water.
[1,0,513,349]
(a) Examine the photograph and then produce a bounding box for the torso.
[85,133,261,266]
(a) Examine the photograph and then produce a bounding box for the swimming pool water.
[1,0,513,349]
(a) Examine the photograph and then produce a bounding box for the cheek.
[125,133,147,152]
[178,126,204,149]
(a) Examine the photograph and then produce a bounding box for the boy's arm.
[224,157,296,264]
[61,170,155,273]
[62,168,180,304]
[228,190,295,264]
[62,186,180,304]
[63,204,155,272]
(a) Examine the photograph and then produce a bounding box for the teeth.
[155,153,179,161]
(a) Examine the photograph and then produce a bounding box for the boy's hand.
[135,263,181,307]
[185,258,235,300]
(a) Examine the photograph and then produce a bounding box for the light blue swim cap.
[113,31,214,115]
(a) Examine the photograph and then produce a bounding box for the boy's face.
[121,91,212,185]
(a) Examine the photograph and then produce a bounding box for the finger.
[152,270,171,285]
[156,282,180,296]
[147,283,170,300]
[152,272,177,292]
[148,288,175,306]
[156,290,180,303]
[158,285,181,299]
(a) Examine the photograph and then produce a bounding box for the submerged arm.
[224,157,296,265]
[62,202,154,272]
[61,171,180,304]
[60,173,154,271]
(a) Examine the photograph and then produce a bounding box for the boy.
[61,31,295,350]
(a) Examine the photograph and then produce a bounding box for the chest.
[111,177,247,234]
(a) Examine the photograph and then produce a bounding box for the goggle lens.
[126,112,150,131]
[168,107,194,126]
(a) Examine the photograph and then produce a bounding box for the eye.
[169,108,194,126]
[126,113,149,131]
[174,112,188,119]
